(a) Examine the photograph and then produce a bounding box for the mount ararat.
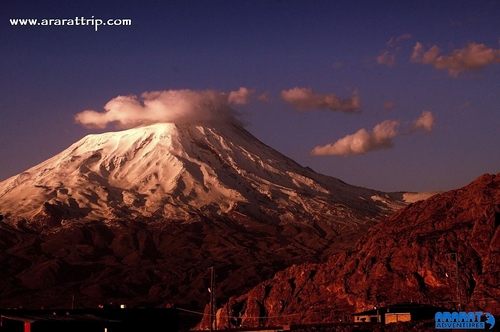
[0,121,416,309]
[0,122,405,226]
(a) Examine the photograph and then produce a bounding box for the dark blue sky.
[1,0,500,192]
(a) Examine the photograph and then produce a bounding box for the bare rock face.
[199,173,500,329]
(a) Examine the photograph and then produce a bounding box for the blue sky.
[1,0,499,192]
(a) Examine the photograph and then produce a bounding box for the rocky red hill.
[199,172,500,329]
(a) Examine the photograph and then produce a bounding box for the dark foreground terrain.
[0,211,375,310]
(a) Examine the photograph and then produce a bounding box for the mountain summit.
[0,122,403,227]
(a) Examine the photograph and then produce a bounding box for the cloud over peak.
[228,87,254,105]
[411,42,500,77]
[280,87,361,113]
[75,89,244,129]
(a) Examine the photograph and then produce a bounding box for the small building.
[352,302,449,324]
[353,308,381,323]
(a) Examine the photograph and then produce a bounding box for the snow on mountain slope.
[0,122,406,226]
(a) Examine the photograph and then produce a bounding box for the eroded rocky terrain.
[198,173,500,329]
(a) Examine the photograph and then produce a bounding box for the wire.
[176,307,206,316]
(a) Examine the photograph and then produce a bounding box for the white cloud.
[75,89,243,129]
[280,87,360,113]
[411,42,500,77]
[377,33,412,67]
[311,111,436,156]
[311,120,399,156]
[386,33,412,47]
[228,87,254,105]
[412,110,435,132]
[377,50,396,66]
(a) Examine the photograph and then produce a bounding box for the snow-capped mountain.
[0,122,403,226]
[0,121,421,309]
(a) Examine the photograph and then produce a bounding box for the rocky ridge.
[198,172,500,329]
